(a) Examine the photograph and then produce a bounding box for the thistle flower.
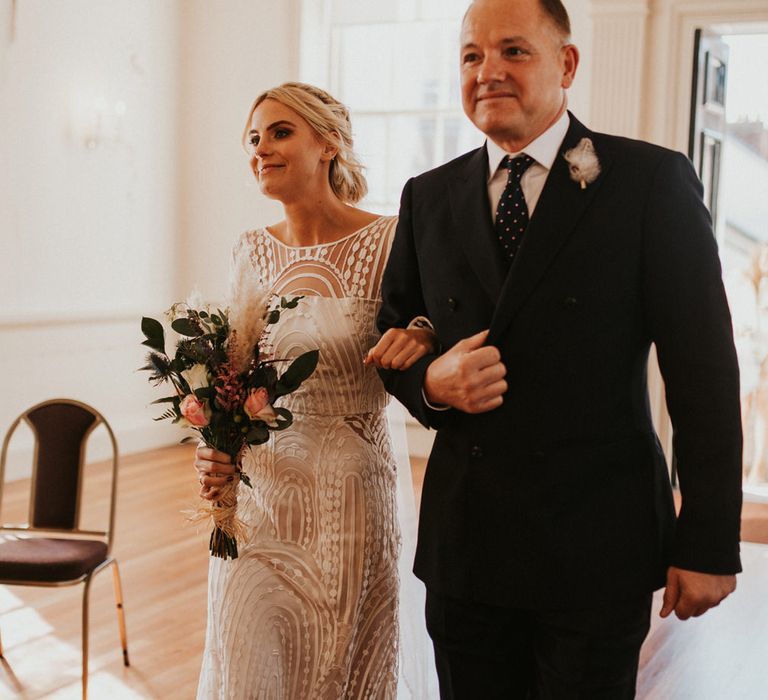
[142,352,173,385]
[177,336,212,365]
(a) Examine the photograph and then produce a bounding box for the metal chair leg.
[82,575,93,700]
[110,560,130,666]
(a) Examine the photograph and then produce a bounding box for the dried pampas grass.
[227,255,270,373]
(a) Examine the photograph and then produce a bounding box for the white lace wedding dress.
[196,216,436,699]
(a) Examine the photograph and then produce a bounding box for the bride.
[194,82,438,699]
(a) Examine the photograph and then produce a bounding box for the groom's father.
[376,0,742,696]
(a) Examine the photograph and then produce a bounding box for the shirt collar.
[486,111,571,180]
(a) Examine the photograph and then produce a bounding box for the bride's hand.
[364,328,438,370]
[195,444,237,501]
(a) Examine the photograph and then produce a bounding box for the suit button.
[470,445,483,459]
[447,297,458,311]
[562,296,579,308]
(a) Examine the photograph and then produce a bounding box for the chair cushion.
[0,536,108,583]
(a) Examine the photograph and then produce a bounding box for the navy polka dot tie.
[495,154,534,263]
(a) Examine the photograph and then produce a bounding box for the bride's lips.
[258,164,284,176]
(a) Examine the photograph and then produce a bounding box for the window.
[301,0,483,212]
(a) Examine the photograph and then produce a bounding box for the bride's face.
[245,99,335,202]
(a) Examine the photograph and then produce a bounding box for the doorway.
[690,28,768,501]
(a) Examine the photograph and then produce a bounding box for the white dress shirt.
[486,110,570,220]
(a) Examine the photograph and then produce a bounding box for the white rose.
[182,363,210,392]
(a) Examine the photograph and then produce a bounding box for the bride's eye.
[249,134,260,148]
[274,128,290,139]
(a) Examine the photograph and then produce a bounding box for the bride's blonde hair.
[242,82,368,204]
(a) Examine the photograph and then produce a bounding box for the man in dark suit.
[374,0,742,696]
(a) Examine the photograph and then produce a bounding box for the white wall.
[0,0,183,478]
[177,0,300,302]
[0,0,299,478]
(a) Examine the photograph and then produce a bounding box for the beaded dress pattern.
[197,216,401,699]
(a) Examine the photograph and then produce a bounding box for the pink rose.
[180,394,210,427]
[244,387,278,426]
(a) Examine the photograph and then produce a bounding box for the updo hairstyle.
[243,82,368,204]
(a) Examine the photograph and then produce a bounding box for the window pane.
[387,115,438,202]
[443,116,484,161]
[390,24,450,110]
[336,23,455,111]
[310,9,478,211]
[352,115,389,205]
[335,25,395,111]
[448,54,463,108]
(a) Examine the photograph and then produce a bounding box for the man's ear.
[561,44,579,89]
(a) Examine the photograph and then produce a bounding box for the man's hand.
[423,329,507,413]
[660,566,736,620]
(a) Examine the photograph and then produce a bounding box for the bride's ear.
[320,132,340,162]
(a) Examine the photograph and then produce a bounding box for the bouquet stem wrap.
[206,480,245,559]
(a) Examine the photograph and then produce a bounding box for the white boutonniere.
[564,138,601,189]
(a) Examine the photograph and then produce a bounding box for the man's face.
[460,0,578,150]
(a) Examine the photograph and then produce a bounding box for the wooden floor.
[0,445,766,699]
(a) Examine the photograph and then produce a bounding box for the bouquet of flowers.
[139,288,318,560]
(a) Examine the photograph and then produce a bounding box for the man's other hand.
[660,567,736,620]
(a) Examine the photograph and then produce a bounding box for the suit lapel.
[487,116,612,344]
[447,146,507,304]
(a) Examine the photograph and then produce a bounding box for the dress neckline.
[261,216,387,250]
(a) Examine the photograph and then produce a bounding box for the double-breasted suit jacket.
[378,114,742,610]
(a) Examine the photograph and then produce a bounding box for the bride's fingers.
[200,485,221,501]
[365,328,438,368]
[198,470,239,499]
[380,332,420,368]
[389,344,419,370]
[388,334,435,369]
[199,472,236,486]
[366,329,410,366]
[379,339,410,368]
[195,446,232,464]
[395,346,425,370]
[195,460,238,476]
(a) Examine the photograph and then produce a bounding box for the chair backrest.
[0,399,119,552]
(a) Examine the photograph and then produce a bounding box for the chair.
[0,399,129,699]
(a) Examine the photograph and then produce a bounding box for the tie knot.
[503,154,534,181]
